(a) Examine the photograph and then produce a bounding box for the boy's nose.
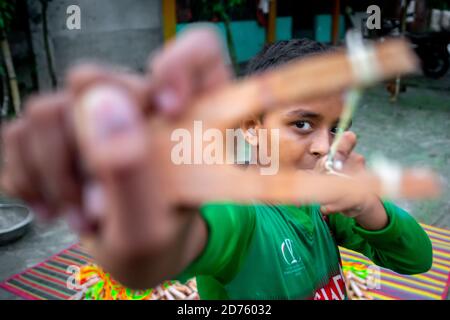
[309,130,331,158]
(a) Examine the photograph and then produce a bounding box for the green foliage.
[428,0,449,10]
[193,0,247,73]
[0,0,15,31]
[195,0,247,21]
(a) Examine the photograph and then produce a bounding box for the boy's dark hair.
[245,38,332,76]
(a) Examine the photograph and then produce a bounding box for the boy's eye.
[331,120,352,135]
[331,121,352,135]
[293,121,312,131]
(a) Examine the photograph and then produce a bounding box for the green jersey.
[176,201,432,300]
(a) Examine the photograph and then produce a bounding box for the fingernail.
[83,182,105,219]
[320,206,328,214]
[155,87,180,114]
[83,86,139,141]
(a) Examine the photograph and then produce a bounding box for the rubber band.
[346,29,382,86]
[371,156,402,198]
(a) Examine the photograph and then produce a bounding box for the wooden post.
[391,0,410,102]
[163,0,177,42]
[332,0,340,45]
[266,0,277,44]
[1,31,20,115]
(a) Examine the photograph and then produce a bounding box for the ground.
[0,73,449,299]
[353,75,450,229]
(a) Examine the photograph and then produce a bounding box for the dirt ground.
[0,73,449,299]
[353,75,450,228]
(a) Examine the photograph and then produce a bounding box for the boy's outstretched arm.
[316,133,432,274]
[0,27,231,289]
[328,201,433,274]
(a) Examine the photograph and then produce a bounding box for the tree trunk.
[40,0,57,89]
[1,30,20,115]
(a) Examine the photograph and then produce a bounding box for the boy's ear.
[241,118,262,146]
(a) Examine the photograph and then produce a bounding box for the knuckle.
[355,154,365,164]
[66,63,108,88]
[25,94,65,125]
[343,131,357,148]
[192,26,221,49]
[2,120,26,147]
[346,130,357,140]
[24,94,49,118]
[148,49,164,73]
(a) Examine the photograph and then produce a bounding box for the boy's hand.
[315,132,389,231]
[0,26,231,287]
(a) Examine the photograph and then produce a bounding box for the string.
[325,30,374,174]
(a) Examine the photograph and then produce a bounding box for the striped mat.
[340,223,450,300]
[0,244,92,300]
[1,223,449,300]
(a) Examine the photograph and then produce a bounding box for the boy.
[1,27,432,300]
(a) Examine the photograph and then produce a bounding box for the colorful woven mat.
[1,244,91,300]
[340,223,450,300]
[1,223,449,300]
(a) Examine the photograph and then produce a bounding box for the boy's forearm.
[349,201,433,274]
[84,211,207,289]
[354,195,389,231]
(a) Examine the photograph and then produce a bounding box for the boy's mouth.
[295,155,329,171]
[295,161,317,171]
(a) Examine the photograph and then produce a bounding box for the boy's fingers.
[75,84,173,250]
[312,155,329,174]
[66,65,158,235]
[342,153,366,174]
[1,119,41,202]
[334,131,357,163]
[66,64,151,113]
[73,83,145,237]
[99,158,174,257]
[25,93,82,212]
[149,26,232,116]
[320,199,349,215]
[320,196,362,216]
[66,64,113,95]
[74,84,147,173]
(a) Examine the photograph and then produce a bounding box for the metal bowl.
[0,204,34,246]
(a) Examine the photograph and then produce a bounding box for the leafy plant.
[197,0,247,73]
[428,0,449,10]
[0,0,15,31]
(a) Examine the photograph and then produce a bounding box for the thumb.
[334,131,357,164]
[74,83,147,174]
[312,155,329,174]
[74,84,172,254]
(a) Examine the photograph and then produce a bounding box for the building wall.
[27,0,164,90]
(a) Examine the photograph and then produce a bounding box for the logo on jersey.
[281,239,299,265]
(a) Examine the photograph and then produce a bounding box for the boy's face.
[247,94,346,170]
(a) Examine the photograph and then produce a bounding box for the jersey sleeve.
[175,202,256,284]
[328,201,433,275]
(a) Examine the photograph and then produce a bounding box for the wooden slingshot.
[73,37,441,210]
